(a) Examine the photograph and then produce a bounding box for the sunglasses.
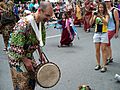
[45,14,51,17]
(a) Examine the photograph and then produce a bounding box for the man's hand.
[114,33,119,38]
[22,58,34,72]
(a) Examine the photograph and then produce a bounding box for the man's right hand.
[22,58,34,72]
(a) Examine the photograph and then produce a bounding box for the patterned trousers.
[11,68,36,90]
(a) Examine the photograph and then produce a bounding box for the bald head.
[35,1,53,22]
[39,1,53,12]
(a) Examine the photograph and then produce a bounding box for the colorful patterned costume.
[83,0,95,32]
[74,4,82,25]
[58,18,75,46]
[7,15,41,90]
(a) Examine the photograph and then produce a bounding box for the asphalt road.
[35,25,120,90]
[0,35,14,90]
[0,25,120,90]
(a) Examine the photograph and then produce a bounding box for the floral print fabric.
[7,17,39,72]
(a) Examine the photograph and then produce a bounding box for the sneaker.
[106,58,113,65]
[95,65,101,70]
[100,67,107,72]
[114,74,120,82]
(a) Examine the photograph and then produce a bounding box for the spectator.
[83,0,95,32]
[90,2,109,72]
[0,0,16,51]
[104,0,119,64]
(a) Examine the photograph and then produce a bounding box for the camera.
[94,11,98,15]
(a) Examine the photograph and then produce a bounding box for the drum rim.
[35,62,61,88]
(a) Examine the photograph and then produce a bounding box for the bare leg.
[107,46,112,59]
[101,43,107,66]
[95,43,101,65]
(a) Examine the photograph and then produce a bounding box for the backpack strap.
[111,8,116,26]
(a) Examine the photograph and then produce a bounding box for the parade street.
[0,25,120,90]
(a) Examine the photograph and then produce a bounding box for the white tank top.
[107,11,115,31]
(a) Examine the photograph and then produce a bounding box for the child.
[57,13,76,47]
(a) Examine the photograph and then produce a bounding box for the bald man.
[7,2,53,90]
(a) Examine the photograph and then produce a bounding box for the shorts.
[93,32,108,43]
[107,30,115,46]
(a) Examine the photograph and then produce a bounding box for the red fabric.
[60,27,73,45]
[107,30,116,46]
[58,20,74,45]
[83,12,92,31]
[83,1,94,31]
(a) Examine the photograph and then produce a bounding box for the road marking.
[46,34,61,39]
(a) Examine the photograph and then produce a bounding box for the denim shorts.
[93,32,108,43]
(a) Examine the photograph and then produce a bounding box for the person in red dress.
[58,13,75,47]
[83,0,95,32]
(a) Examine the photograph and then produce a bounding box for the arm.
[114,9,119,38]
[89,13,96,26]
[97,14,109,25]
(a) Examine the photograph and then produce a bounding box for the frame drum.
[36,62,61,88]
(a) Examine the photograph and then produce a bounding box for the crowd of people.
[0,0,120,89]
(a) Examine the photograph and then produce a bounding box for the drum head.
[36,62,61,88]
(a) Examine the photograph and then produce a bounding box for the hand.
[22,58,34,72]
[114,33,118,38]
[97,14,103,18]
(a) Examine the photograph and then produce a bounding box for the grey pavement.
[35,26,120,90]
[0,35,14,90]
[0,25,120,90]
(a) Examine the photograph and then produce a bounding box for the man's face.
[40,7,53,22]
[105,1,111,8]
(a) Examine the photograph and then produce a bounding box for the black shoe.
[95,65,101,70]
[58,44,67,47]
[58,45,62,48]
[86,29,90,33]
[100,66,107,72]
[106,58,113,65]
[68,43,73,47]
